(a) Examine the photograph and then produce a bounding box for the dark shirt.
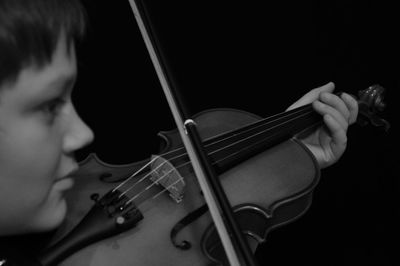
[0,232,54,266]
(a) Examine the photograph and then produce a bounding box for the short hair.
[0,0,87,88]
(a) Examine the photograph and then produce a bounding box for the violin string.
[114,105,313,194]
[193,109,314,162]
[211,116,320,168]
[149,177,185,201]
[156,104,314,160]
[113,104,313,194]
[127,167,178,203]
[115,156,168,198]
[117,105,316,203]
[118,105,317,205]
[112,156,159,193]
[135,115,323,205]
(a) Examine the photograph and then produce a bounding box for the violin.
[38,85,389,266]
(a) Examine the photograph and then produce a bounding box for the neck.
[165,104,321,174]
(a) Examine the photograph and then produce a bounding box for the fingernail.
[342,92,354,101]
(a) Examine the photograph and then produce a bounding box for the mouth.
[54,177,75,191]
[64,166,79,178]
[54,165,79,190]
[56,164,79,181]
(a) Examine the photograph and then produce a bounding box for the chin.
[30,198,68,233]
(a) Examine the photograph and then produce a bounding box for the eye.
[40,97,67,118]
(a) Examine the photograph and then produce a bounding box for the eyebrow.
[17,73,78,113]
[43,74,77,98]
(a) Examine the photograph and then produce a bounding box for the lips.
[56,164,79,182]
[64,166,79,178]
[53,177,75,191]
[54,165,78,191]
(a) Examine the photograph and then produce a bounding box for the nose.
[63,105,94,154]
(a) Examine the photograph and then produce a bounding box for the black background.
[74,1,398,265]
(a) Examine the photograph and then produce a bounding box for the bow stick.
[127,1,258,265]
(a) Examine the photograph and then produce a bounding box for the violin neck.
[204,104,321,174]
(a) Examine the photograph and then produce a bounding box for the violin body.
[52,108,319,266]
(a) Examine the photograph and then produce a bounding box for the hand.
[286,82,359,169]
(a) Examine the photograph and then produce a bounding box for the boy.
[0,0,357,264]
[0,0,93,264]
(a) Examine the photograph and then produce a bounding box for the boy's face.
[0,34,94,235]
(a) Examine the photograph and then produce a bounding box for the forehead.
[0,35,77,102]
[26,35,77,88]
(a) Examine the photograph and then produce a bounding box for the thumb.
[315,81,335,94]
[287,82,335,110]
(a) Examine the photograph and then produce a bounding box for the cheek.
[0,116,68,233]
[19,141,62,201]
[0,134,63,220]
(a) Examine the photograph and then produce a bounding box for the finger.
[286,82,335,110]
[323,114,347,158]
[340,93,359,124]
[320,92,350,124]
[313,100,349,130]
